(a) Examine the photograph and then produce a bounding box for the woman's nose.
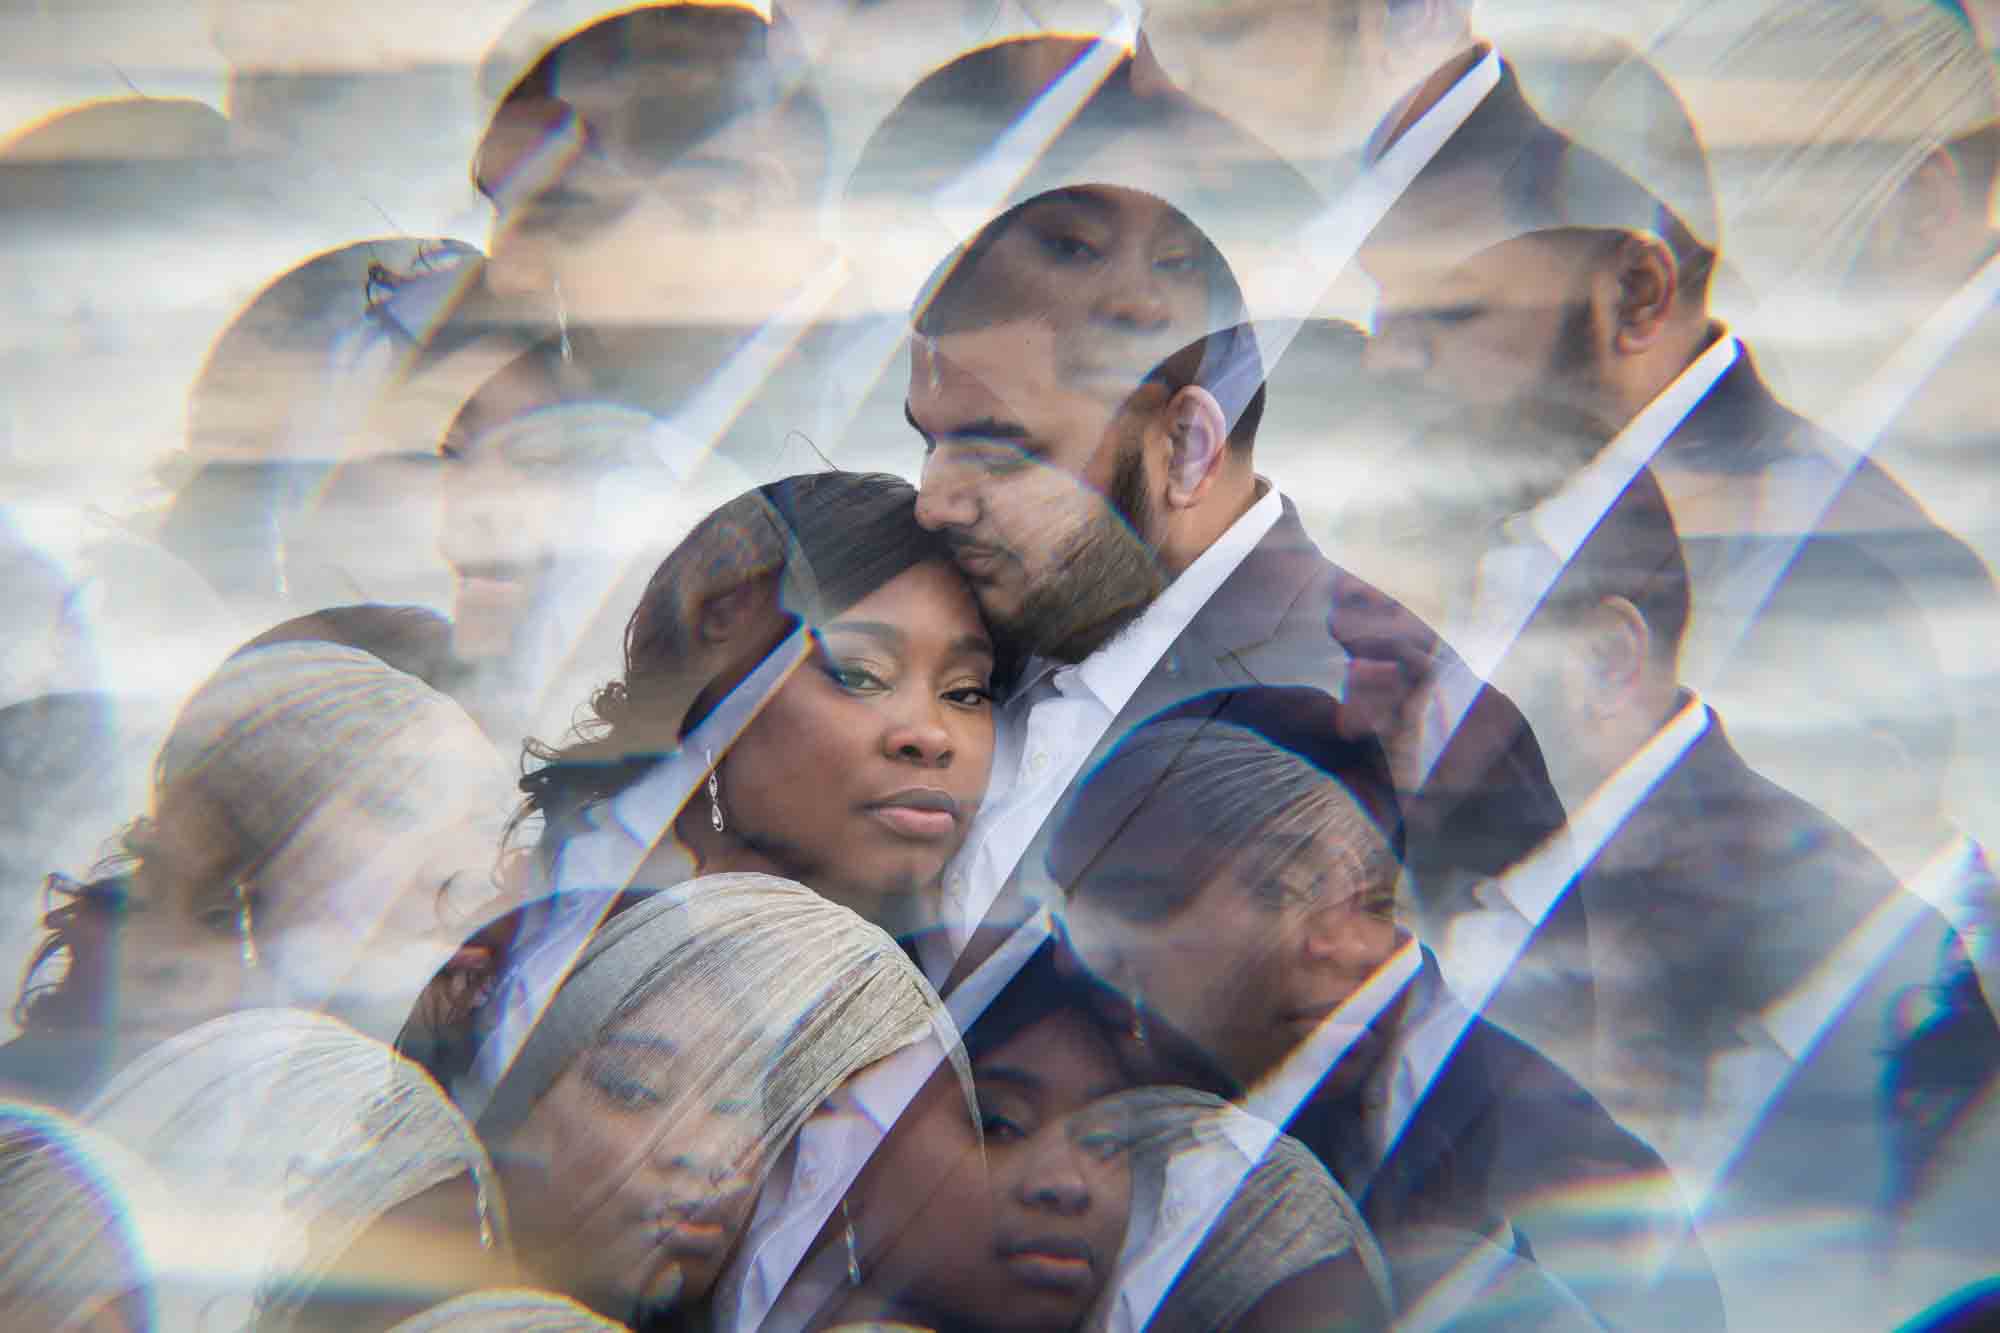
[1092,257,1174,334]
[884,700,955,767]
[1016,1131,1092,1216]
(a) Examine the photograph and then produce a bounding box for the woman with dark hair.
[519,470,996,936]
[471,1,833,410]
[2,636,519,1109]
[747,939,1388,1333]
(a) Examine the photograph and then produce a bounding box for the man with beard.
[903,183,1566,969]
[1343,26,2000,896]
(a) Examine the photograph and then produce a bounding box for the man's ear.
[1582,595,1650,715]
[1604,233,1679,356]
[1159,385,1230,511]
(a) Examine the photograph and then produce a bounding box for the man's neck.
[1157,472,1261,581]
[1608,319,1721,430]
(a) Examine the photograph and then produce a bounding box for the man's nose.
[916,451,980,531]
[1363,321,1432,377]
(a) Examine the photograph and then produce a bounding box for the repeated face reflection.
[713,561,997,915]
[479,6,821,330]
[103,785,266,1042]
[1135,0,1391,166]
[1361,230,1607,424]
[435,350,574,663]
[955,189,1221,388]
[1066,820,1401,1086]
[972,1010,1135,1329]
[846,1009,1134,1332]
[498,984,764,1324]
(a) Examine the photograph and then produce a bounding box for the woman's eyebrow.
[972,1063,1042,1095]
[596,1031,681,1057]
[824,619,903,649]
[951,632,997,661]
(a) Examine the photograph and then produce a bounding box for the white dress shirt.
[939,484,1285,951]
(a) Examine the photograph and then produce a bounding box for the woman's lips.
[866,789,962,841]
[999,1237,1095,1293]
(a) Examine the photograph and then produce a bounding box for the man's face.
[907,187,1234,661]
[1136,1,1376,165]
[1064,822,1401,1086]
[486,101,818,330]
[908,319,1167,664]
[1361,230,1606,428]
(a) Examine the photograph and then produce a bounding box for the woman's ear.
[1160,385,1230,511]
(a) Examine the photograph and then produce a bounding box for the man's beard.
[1003,440,1166,664]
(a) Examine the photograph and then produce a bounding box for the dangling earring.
[235,881,259,969]
[706,747,725,833]
[922,334,942,392]
[553,278,573,364]
[842,1198,863,1287]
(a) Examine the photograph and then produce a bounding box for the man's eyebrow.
[935,417,1033,443]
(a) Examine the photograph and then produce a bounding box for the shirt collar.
[1057,482,1284,717]
[1528,333,1741,560]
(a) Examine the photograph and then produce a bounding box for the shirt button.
[1029,751,1048,775]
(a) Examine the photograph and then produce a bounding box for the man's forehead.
[1365,231,1570,309]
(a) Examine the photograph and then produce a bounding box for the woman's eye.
[826,664,886,693]
[980,1112,1029,1144]
[1076,1132,1128,1162]
[1034,229,1101,263]
[944,683,994,708]
[1154,250,1200,275]
[586,1066,668,1111]
[196,905,240,936]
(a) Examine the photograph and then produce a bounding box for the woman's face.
[711,560,996,922]
[497,984,766,1324]
[104,784,267,1043]
[852,1011,1134,1332]
[971,1009,1136,1331]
